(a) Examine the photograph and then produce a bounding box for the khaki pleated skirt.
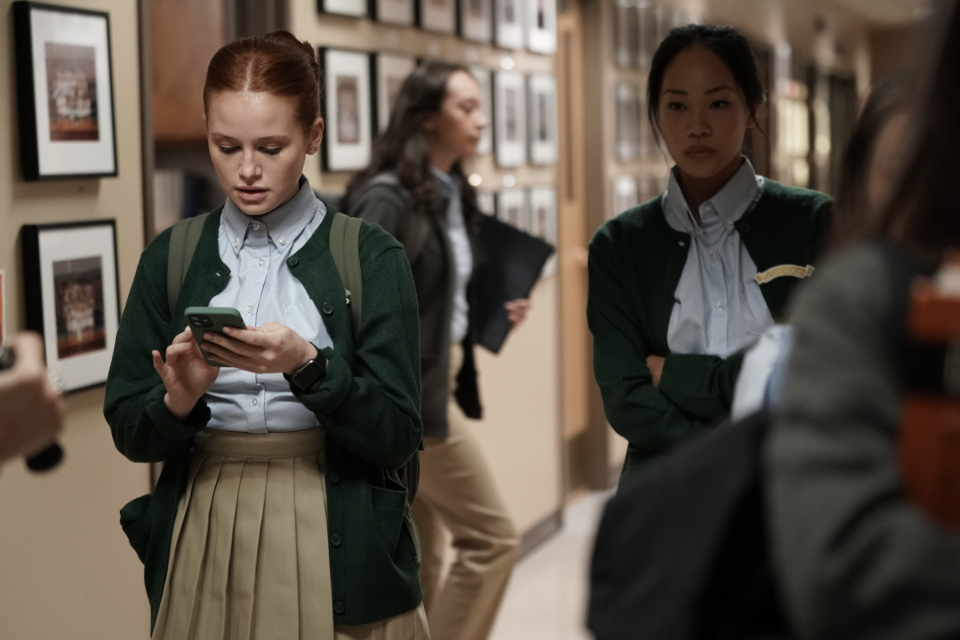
[151,428,430,640]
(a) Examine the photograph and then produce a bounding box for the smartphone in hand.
[184,306,246,367]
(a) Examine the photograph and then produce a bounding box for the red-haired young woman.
[105,31,428,639]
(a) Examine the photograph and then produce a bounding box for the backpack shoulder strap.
[167,211,214,313]
[329,211,363,338]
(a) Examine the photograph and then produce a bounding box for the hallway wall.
[0,1,152,637]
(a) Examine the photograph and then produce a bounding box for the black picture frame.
[459,0,493,42]
[318,0,368,18]
[371,0,415,25]
[319,48,373,172]
[22,219,121,395]
[371,53,418,134]
[13,1,118,181]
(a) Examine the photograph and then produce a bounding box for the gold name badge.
[754,264,815,285]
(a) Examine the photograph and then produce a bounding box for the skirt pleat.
[151,429,335,640]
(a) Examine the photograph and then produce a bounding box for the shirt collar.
[665,157,763,234]
[221,176,322,256]
[430,167,459,199]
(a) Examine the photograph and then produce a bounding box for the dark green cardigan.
[104,205,424,628]
[587,180,832,483]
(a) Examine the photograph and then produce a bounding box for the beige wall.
[0,0,152,637]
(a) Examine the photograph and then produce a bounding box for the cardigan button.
[322,302,334,315]
[738,222,751,233]
[331,533,343,547]
[287,256,300,267]
[334,602,345,615]
[328,471,340,484]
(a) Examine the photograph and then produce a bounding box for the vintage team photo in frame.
[319,0,368,18]
[320,48,373,171]
[471,66,494,155]
[494,71,527,167]
[525,0,556,53]
[460,0,493,43]
[528,185,558,276]
[21,220,120,394]
[12,2,117,181]
[527,74,557,165]
[494,0,524,49]
[372,53,417,133]
[418,0,457,34]
[373,0,415,25]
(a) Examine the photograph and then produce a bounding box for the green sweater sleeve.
[104,229,210,463]
[292,239,422,471]
[587,227,707,453]
[658,351,744,420]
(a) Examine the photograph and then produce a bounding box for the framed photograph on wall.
[494,71,527,167]
[525,0,556,53]
[494,0,524,49]
[372,53,417,133]
[460,0,493,42]
[419,0,457,34]
[477,191,496,216]
[614,82,641,161]
[22,220,120,394]
[612,176,639,219]
[638,1,660,68]
[373,0,414,25]
[319,0,368,18]
[612,0,638,69]
[12,2,117,181]
[496,188,528,231]
[528,185,557,276]
[527,74,557,165]
[471,66,494,155]
[320,49,372,172]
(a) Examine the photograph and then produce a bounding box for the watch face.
[293,359,326,392]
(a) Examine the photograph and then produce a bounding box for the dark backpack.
[587,412,792,640]
[166,209,422,518]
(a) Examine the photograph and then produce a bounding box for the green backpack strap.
[329,209,422,563]
[166,211,215,314]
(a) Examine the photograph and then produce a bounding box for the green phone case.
[184,306,247,367]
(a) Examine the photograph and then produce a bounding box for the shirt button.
[331,533,342,547]
[246,305,253,313]
[322,302,334,315]
[254,223,261,231]
[716,301,723,309]
[329,471,340,484]
[258,259,264,268]
[234,239,239,249]
[251,398,259,407]
[334,602,345,615]
[279,236,286,246]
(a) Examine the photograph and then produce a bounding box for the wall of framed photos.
[0,0,153,637]
[290,0,566,544]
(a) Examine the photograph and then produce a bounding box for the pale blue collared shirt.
[203,178,332,433]
[432,168,473,345]
[662,157,773,359]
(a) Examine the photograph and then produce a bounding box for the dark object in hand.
[0,345,64,472]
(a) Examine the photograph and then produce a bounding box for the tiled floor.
[489,490,615,640]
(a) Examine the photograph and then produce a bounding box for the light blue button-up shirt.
[432,168,473,345]
[662,158,773,359]
[204,178,332,433]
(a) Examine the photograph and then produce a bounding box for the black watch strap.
[284,343,327,392]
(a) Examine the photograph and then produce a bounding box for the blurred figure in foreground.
[767,1,960,637]
[0,332,65,467]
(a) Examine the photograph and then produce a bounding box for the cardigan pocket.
[120,493,153,565]
[369,479,408,557]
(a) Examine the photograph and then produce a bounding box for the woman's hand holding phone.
[201,322,318,376]
[153,328,219,421]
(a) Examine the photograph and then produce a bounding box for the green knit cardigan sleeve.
[290,227,422,471]
[587,222,708,454]
[104,228,211,464]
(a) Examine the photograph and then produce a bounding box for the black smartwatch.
[284,343,327,392]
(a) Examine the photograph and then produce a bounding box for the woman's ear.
[420,112,437,133]
[307,116,324,155]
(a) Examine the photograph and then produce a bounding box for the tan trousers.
[152,428,429,640]
[412,345,520,640]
